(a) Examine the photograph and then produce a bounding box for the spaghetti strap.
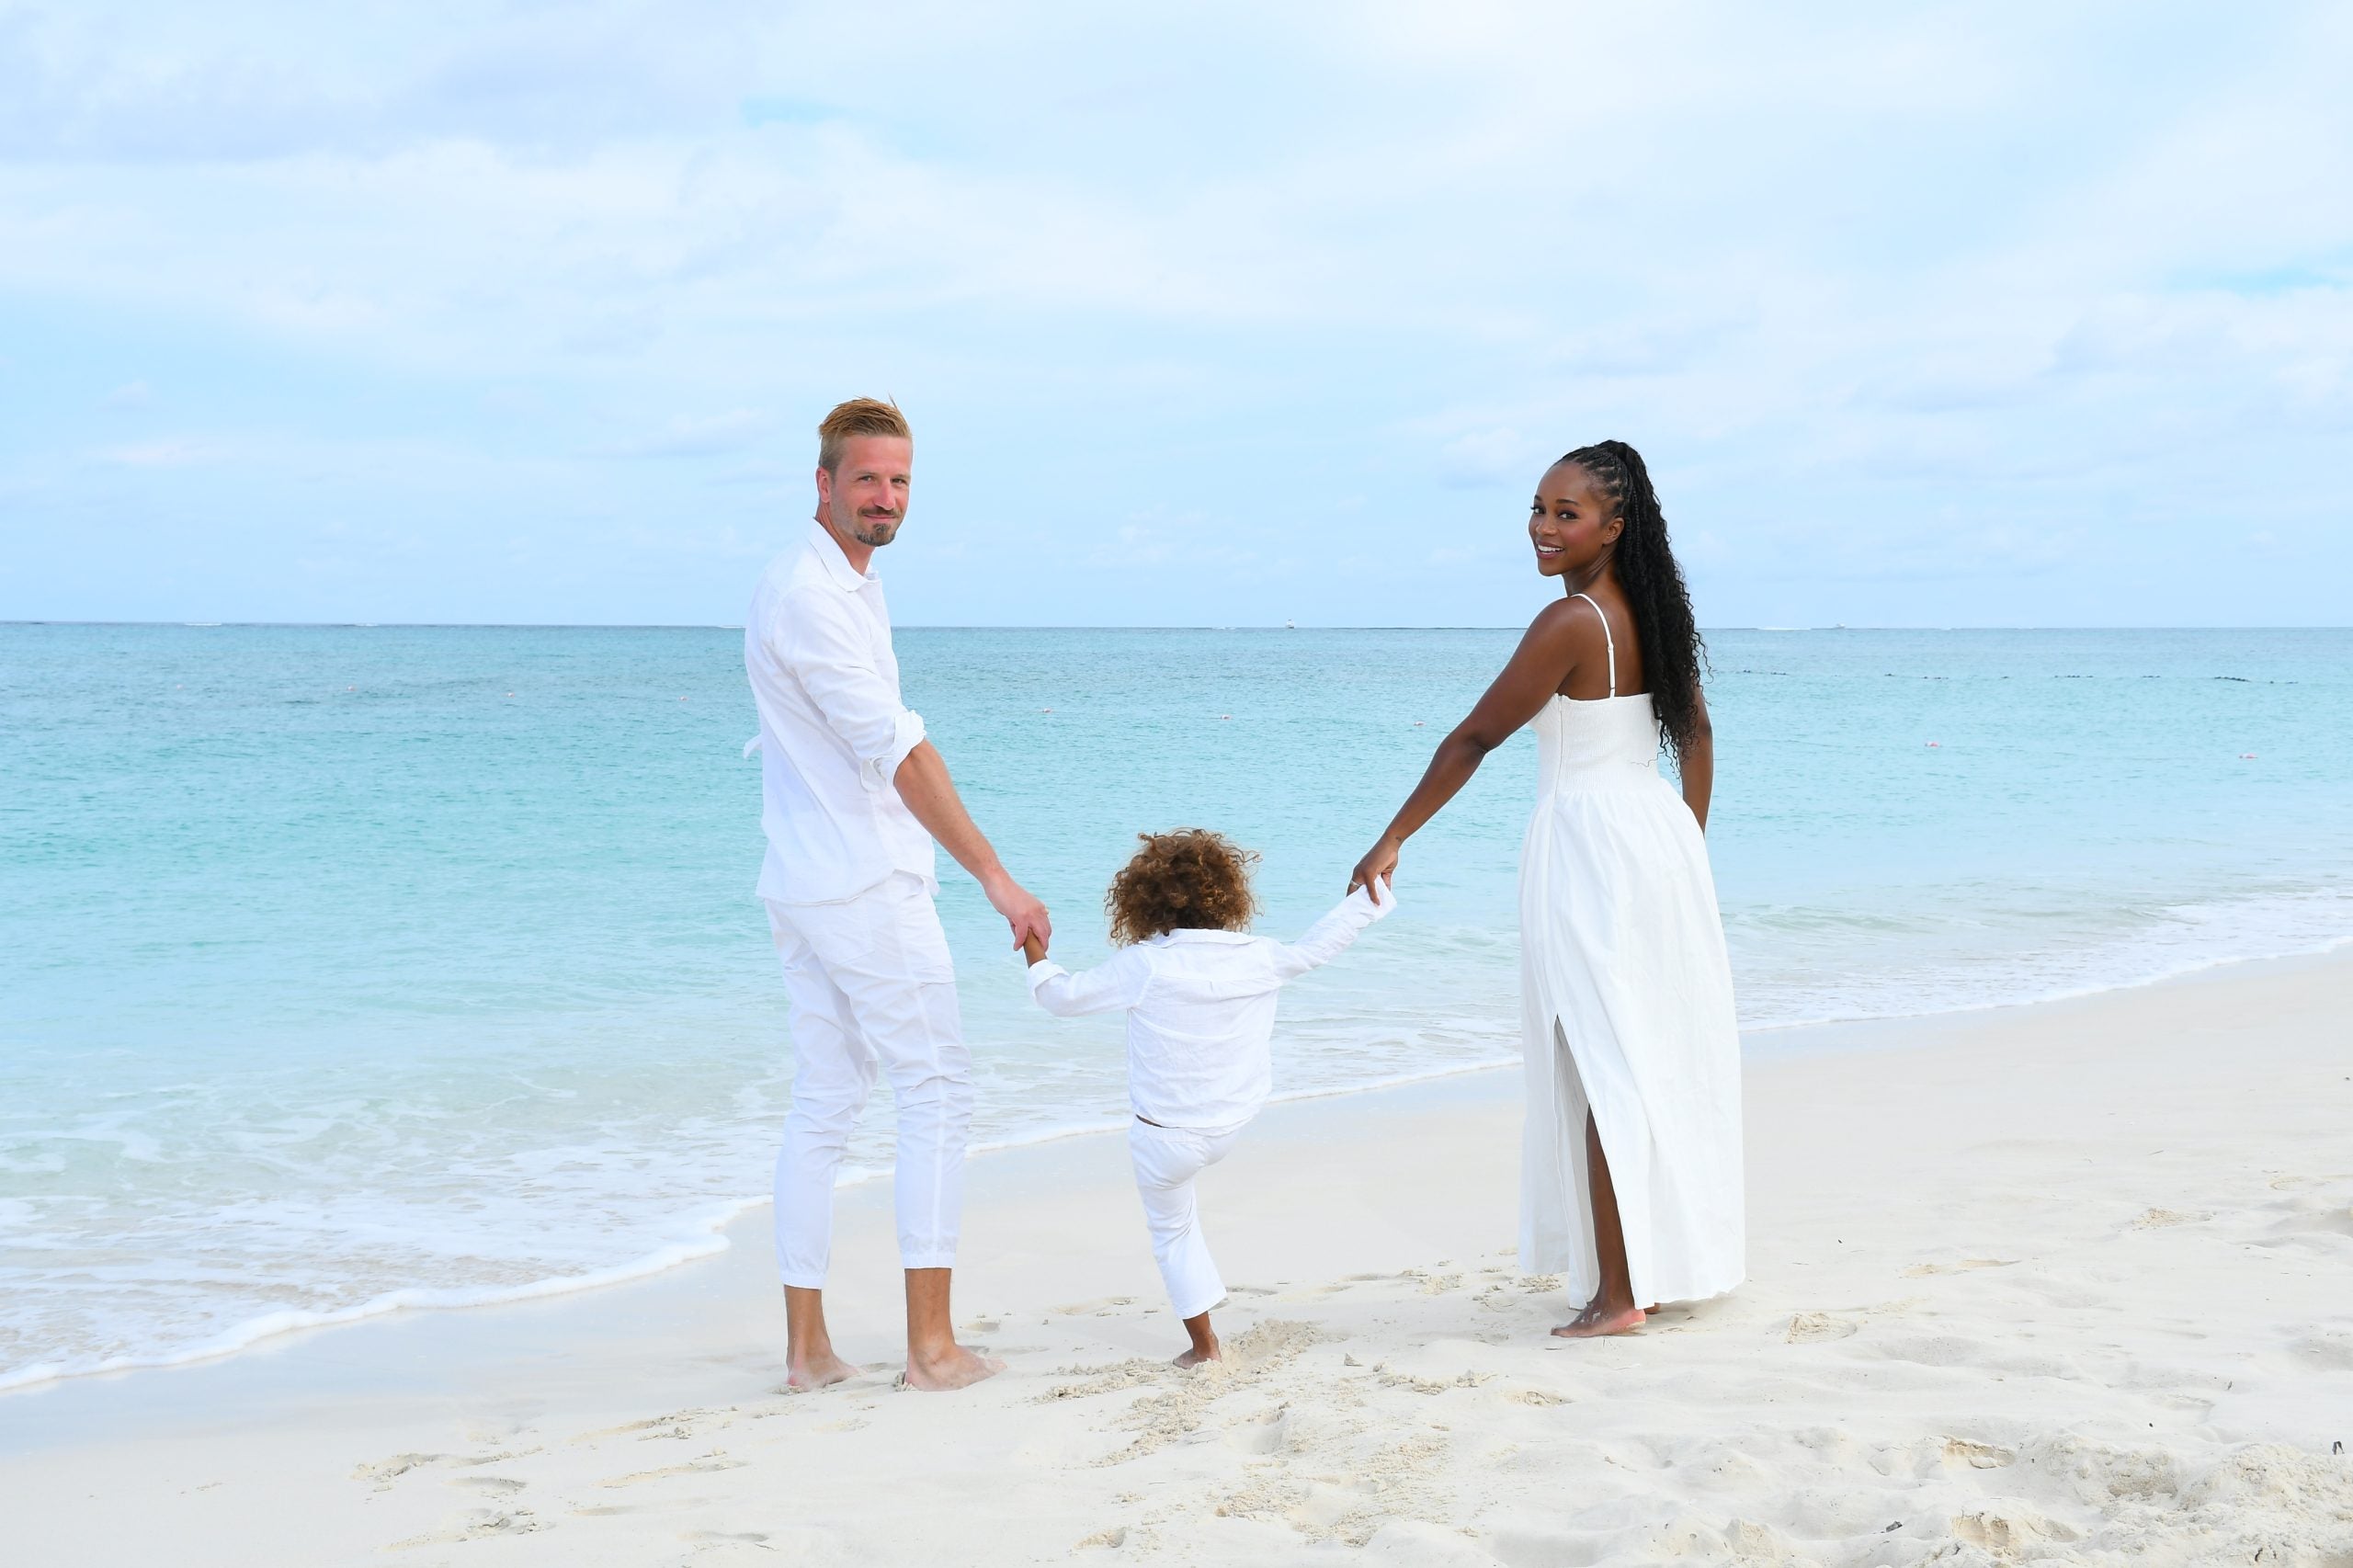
[1572,592,1616,698]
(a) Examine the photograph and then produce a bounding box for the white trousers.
[767,875,971,1288]
[1127,1118,1245,1320]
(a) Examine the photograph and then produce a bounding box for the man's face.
[815,435,913,550]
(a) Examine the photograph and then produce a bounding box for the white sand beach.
[6,951,2350,1566]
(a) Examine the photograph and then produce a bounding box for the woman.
[1350,440,1743,1337]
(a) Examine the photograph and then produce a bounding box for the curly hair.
[1106,829,1260,946]
[1558,439,1710,764]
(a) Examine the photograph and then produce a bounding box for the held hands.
[983,871,1051,953]
[1347,835,1402,898]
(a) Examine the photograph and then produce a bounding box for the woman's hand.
[1348,835,1402,895]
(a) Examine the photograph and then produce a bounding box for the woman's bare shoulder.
[1523,594,1606,652]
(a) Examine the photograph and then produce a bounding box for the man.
[746,397,1049,1392]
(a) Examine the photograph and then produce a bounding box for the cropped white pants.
[1128,1118,1245,1320]
[766,875,971,1288]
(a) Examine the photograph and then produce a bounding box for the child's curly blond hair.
[1106,829,1260,946]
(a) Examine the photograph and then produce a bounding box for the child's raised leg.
[1127,1119,1240,1365]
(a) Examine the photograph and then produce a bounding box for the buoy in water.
[1220,714,1232,721]
[1926,741,1940,748]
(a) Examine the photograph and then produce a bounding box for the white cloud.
[2,1,2348,624]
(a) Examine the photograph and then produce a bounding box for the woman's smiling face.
[1529,460,1623,578]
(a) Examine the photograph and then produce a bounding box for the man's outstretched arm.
[893,740,1051,949]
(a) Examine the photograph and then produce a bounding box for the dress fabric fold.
[1517,689,1746,1307]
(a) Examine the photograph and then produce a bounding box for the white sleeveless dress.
[1518,596,1745,1306]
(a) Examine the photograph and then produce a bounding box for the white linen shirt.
[1026,883,1393,1131]
[746,523,934,905]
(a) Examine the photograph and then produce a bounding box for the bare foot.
[1550,1301,1645,1339]
[784,1348,858,1392]
[1172,1342,1222,1369]
[902,1342,1005,1392]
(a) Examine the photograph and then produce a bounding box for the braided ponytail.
[1558,440,1708,762]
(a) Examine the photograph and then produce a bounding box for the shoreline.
[9,934,2347,1402]
[6,946,2351,1562]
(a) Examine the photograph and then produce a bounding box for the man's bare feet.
[783,1348,858,1392]
[902,1342,1004,1392]
[1172,1341,1222,1369]
[1550,1300,1646,1338]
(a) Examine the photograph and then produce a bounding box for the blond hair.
[817,397,911,472]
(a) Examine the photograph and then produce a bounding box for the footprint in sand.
[1222,1407,1292,1454]
[385,1508,543,1549]
[353,1453,447,1489]
[1941,1437,2017,1471]
[1903,1257,2017,1277]
[1786,1312,1859,1343]
[449,1474,527,1494]
[1950,1505,2081,1551]
[598,1455,748,1487]
[2127,1207,2212,1230]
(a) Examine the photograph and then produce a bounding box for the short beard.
[848,516,900,548]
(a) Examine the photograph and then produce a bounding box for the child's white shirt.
[1025,881,1394,1131]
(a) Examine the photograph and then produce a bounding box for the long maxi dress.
[1518,594,1745,1306]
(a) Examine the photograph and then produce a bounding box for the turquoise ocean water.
[3,623,2348,1389]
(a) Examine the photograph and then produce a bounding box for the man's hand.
[983,872,1051,951]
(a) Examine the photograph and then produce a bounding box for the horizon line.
[5,620,2350,634]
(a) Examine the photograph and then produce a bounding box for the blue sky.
[2,2,2347,628]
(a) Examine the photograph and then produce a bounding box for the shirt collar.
[1149,928,1257,946]
[806,520,878,593]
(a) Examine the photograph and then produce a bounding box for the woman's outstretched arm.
[1348,602,1587,892]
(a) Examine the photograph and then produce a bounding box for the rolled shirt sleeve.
[1269,879,1395,982]
[1027,948,1151,1017]
[778,588,928,791]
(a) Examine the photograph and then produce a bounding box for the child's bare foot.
[1174,1309,1221,1368]
[902,1342,1004,1391]
[1550,1300,1645,1339]
[784,1348,858,1391]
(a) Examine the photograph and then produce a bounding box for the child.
[1020,828,1393,1366]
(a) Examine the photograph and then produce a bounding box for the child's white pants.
[766,875,971,1288]
[1127,1118,1246,1319]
